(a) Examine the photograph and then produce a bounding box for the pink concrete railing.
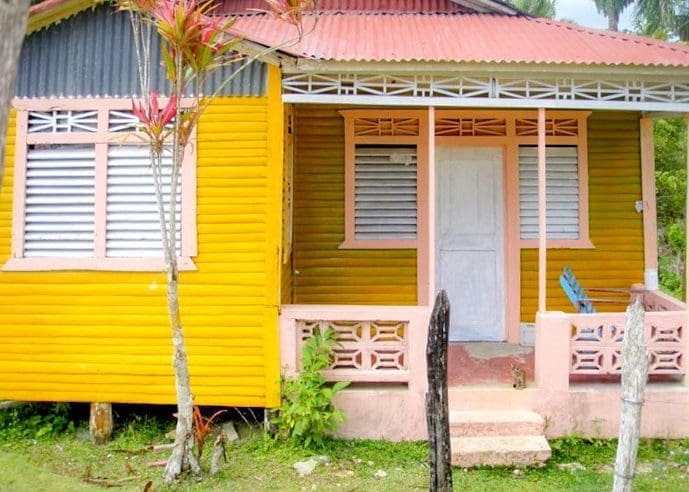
[536,291,689,390]
[279,305,431,386]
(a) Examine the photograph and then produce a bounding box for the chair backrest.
[559,266,595,313]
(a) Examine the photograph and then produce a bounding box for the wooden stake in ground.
[89,402,113,445]
[426,290,452,492]
[613,296,649,492]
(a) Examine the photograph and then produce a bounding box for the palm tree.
[634,0,689,41]
[508,0,557,18]
[593,0,635,31]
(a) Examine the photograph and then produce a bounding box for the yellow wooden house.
[3,1,689,463]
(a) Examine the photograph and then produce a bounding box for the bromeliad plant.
[273,328,350,448]
[116,0,317,483]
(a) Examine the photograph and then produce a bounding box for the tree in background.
[634,0,689,40]
[655,119,687,297]
[593,0,634,31]
[118,0,314,483]
[508,0,556,18]
[0,0,29,188]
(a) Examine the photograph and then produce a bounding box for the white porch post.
[425,106,435,305]
[538,108,547,312]
[640,118,659,290]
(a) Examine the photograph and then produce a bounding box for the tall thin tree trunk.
[164,258,201,482]
[0,0,29,188]
[163,36,199,478]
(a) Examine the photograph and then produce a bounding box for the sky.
[556,0,635,31]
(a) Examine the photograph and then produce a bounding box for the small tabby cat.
[511,363,526,390]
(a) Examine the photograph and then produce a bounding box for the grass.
[1,404,689,491]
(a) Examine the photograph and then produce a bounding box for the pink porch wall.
[279,304,689,441]
[279,304,431,440]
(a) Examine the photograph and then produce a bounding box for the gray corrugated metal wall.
[15,5,266,98]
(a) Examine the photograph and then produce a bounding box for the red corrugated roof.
[230,12,689,67]
[217,0,469,14]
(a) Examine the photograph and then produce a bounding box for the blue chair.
[559,266,630,313]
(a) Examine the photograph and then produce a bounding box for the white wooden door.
[436,147,505,342]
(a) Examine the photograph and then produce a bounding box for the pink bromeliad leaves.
[264,0,316,27]
[131,92,177,151]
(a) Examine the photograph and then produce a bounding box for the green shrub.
[272,328,349,448]
[0,403,74,440]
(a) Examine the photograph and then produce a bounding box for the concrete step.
[449,410,544,437]
[451,435,551,468]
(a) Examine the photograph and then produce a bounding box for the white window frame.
[3,98,197,271]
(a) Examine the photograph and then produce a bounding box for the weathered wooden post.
[612,293,649,492]
[426,290,452,492]
[89,402,113,445]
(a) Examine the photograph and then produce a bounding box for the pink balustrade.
[568,290,687,377]
[279,305,431,384]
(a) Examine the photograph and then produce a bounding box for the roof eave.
[27,0,101,34]
[287,58,689,79]
[450,0,523,15]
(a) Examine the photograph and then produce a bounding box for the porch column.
[538,108,547,312]
[421,106,435,305]
[640,118,659,290]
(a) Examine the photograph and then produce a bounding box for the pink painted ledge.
[338,239,417,250]
[2,256,197,272]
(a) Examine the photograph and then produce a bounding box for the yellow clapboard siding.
[292,105,417,305]
[520,111,644,320]
[0,88,283,407]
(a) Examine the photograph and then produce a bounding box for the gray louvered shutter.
[519,146,580,240]
[354,145,417,240]
[23,144,96,257]
[106,145,181,257]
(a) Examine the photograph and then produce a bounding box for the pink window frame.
[339,109,429,250]
[3,98,198,272]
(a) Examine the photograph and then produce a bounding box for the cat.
[511,363,526,390]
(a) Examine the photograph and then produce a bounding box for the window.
[340,109,427,249]
[4,100,197,271]
[354,145,417,240]
[519,146,581,240]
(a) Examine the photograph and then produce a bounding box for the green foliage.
[272,328,350,448]
[654,118,688,298]
[507,0,556,18]
[654,118,687,172]
[0,403,74,440]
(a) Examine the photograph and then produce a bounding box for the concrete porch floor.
[448,342,535,386]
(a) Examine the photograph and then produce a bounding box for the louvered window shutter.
[23,144,96,257]
[519,146,580,240]
[106,145,181,257]
[354,145,417,240]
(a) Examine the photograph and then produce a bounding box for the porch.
[277,86,689,442]
[279,288,689,440]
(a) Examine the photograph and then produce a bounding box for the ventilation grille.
[106,145,181,257]
[519,146,579,240]
[354,145,417,240]
[23,144,96,257]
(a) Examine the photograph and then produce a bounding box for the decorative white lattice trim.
[28,110,98,133]
[283,73,689,110]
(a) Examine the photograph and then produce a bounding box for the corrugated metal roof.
[230,12,689,67]
[217,0,470,13]
[17,5,266,99]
